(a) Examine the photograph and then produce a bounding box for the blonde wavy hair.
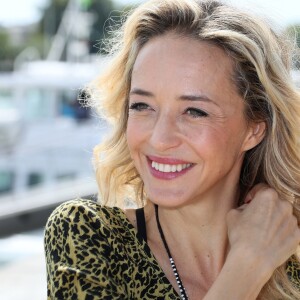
[89,0,300,298]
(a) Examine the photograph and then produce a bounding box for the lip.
[147,156,194,180]
[147,155,192,165]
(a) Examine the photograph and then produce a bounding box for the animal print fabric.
[45,199,179,299]
[44,199,300,299]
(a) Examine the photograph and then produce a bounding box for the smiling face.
[126,33,264,208]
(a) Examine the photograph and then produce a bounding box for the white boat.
[0,59,110,235]
[0,0,111,235]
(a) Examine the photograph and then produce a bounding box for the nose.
[149,114,181,151]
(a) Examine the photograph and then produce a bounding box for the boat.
[0,59,110,237]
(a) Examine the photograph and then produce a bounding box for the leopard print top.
[45,199,300,299]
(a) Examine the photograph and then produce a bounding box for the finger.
[280,198,294,216]
[244,183,270,204]
[236,203,248,211]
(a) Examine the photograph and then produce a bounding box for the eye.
[185,107,208,118]
[129,102,151,111]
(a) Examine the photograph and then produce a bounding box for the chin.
[146,189,189,208]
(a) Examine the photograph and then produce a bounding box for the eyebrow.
[129,88,218,106]
[129,88,154,97]
[178,94,214,103]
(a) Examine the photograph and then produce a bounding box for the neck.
[145,185,240,278]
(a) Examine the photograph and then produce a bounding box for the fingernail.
[244,197,252,204]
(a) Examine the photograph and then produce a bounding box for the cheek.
[127,114,155,143]
[183,123,244,161]
[126,122,136,151]
[182,124,223,149]
[126,119,145,154]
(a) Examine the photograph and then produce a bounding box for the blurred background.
[0,0,299,299]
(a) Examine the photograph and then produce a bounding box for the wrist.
[204,248,272,300]
[227,246,274,281]
[222,248,272,298]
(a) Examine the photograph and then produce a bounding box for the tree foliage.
[39,0,125,55]
[285,24,300,48]
[285,24,300,69]
[0,30,22,71]
[0,0,134,70]
[86,0,116,53]
[39,0,68,37]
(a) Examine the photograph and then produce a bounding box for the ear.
[242,121,266,152]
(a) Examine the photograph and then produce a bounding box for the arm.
[44,200,126,300]
[204,185,300,300]
[203,252,268,300]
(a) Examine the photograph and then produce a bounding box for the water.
[0,229,46,300]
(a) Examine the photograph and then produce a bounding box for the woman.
[45,0,300,299]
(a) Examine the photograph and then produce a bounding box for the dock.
[0,178,98,238]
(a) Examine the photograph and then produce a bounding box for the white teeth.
[176,165,183,172]
[151,161,192,173]
[164,164,171,172]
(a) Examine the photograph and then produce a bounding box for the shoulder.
[47,198,121,218]
[44,199,133,298]
[46,198,125,227]
[44,199,130,247]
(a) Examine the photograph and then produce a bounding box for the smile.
[147,156,194,180]
[151,161,192,173]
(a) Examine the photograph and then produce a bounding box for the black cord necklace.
[155,204,189,300]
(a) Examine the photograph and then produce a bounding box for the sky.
[0,0,299,28]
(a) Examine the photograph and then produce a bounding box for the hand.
[226,184,300,279]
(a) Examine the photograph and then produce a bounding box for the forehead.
[131,33,239,104]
